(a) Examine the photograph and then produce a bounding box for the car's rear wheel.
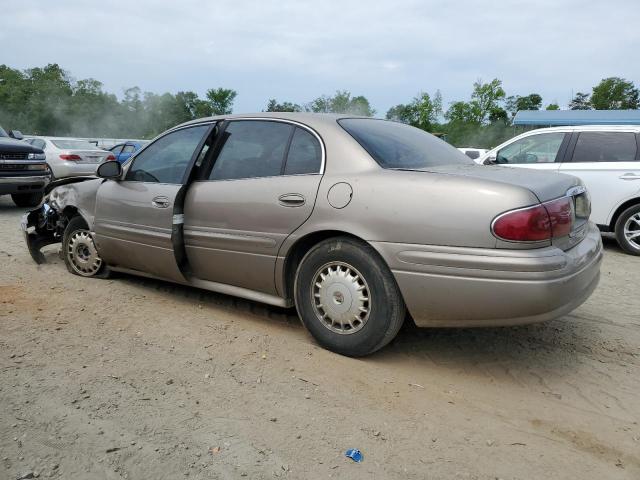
[294,237,405,357]
[11,192,43,208]
[615,204,640,256]
[63,216,110,277]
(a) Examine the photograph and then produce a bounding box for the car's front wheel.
[62,216,110,277]
[615,204,640,256]
[11,192,43,208]
[294,237,405,357]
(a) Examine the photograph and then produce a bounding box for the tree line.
[0,63,637,147]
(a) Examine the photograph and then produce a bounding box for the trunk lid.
[66,150,111,164]
[408,163,580,203]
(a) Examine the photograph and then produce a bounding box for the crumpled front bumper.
[21,203,61,264]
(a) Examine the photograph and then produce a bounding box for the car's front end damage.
[21,177,102,264]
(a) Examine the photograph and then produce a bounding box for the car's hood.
[402,163,580,203]
[0,137,43,153]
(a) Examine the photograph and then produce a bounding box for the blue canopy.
[513,109,640,126]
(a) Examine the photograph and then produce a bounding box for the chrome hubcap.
[311,262,370,335]
[624,213,640,250]
[67,230,102,276]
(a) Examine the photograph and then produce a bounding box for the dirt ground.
[1,196,639,480]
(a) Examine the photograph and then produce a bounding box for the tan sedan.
[23,113,602,356]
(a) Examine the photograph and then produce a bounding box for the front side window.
[209,120,293,180]
[339,118,472,169]
[126,125,209,183]
[571,132,637,163]
[122,144,136,154]
[284,128,322,175]
[496,133,565,164]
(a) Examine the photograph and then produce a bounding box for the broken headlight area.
[21,202,66,264]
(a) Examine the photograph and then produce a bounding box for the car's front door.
[559,131,640,226]
[493,131,569,172]
[93,124,212,281]
[183,119,324,295]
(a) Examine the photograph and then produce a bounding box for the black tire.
[614,204,640,256]
[62,216,110,278]
[294,237,406,357]
[11,192,43,208]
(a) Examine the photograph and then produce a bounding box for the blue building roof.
[513,109,640,126]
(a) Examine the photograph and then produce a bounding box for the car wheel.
[62,216,110,277]
[294,237,406,357]
[11,192,43,208]
[615,204,640,256]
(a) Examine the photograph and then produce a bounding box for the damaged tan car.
[22,113,603,356]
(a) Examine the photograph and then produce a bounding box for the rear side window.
[284,128,322,175]
[571,132,637,162]
[110,144,124,155]
[31,139,46,150]
[464,150,480,159]
[209,120,293,180]
[339,118,472,169]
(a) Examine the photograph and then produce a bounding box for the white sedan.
[24,137,115,179]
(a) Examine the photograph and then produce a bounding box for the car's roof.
[518,124,640,133]
[175,112,369,131]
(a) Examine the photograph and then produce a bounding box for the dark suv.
[0,126,50,207]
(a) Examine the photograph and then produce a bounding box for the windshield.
[51,139,102,150]
[0,126,8,137]
[338,118,473,169]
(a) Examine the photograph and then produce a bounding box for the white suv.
[479,126,640,255]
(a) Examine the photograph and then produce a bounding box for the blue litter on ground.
[345,448,363,462]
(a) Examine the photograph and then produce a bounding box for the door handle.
[152,196,171,208]
[278,193,305,207]
[619,173,640,180]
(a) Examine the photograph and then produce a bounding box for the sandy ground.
[0,196,639,480]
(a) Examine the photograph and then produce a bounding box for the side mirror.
[97,160,123,180]
[483,156,497,165]
[9,130,24,140]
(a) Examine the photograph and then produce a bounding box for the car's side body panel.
[183,174,322,295]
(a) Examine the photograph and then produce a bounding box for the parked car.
[22,113,602,356]
[108,140,149,163]
[457,147,488,162]
[23,137,115,179]
[0,126,50,207]
[478,126,640,255]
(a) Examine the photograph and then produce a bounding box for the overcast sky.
[2,0,639,115]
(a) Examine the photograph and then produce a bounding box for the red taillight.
[60,154,81,161]
[493,204,551,241]
[106,154,116,161]
[492,196,574,242]
[545,197,572,238]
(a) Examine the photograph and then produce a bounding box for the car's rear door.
[183,119,324,295]
[93,123,212,282]
[559,130,640,226]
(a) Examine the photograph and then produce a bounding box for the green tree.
[206,88,237,115]
[264,98,301,112]
[306,90,375,116]
[590,77,639,109]
[569,92,591,110]
[546,103,560,110]
[385,90,442,131]
[470,78,505,124]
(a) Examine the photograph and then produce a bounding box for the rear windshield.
[338,118,472,169]
[52,139,102,150]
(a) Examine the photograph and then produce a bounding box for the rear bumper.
[372,223,603,327]
[0,175,50,195]
[50,161,99,178]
